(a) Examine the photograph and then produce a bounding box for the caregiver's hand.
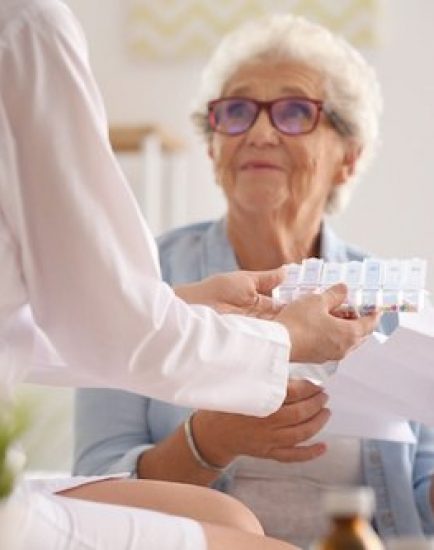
[276,283,380,363]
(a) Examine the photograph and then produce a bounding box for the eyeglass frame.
[207,96,351,137]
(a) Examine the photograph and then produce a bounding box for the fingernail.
[317,443,327,454]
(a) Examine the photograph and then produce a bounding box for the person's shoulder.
[157,221,214,284]
[323,224,369,262]
[157,221,213,252]
[0,0,83,53]
[0,0,74,30]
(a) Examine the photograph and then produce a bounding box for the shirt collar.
[200,218,239,279]
[319,223,350,262]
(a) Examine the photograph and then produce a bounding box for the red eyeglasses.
[208,96,324,136]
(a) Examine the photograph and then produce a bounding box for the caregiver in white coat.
[0,1,378,548]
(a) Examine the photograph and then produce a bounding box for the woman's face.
[209,60,356,219]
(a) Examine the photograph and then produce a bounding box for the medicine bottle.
[315,487,384,550]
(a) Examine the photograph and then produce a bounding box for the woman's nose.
[245,109,280,147]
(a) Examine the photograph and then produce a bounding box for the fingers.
[330,310,380,358]
[285,380,323,403]
[331,306,360,319]
[272,408,331,457]
[322,307,379,360]
[246,294,283,320]
[320,283,348,311]
[282,391,329,425]
[248,267,287,295]
[353,310,381,336]
[272,442,327,463]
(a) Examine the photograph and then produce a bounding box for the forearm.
[136,423,224,487]
[173,283,205,305]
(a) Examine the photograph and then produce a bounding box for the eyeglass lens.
[210,98,320,135]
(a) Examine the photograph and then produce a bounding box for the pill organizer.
[273,258,427,315]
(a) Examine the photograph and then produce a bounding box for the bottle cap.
[322,486,375,518]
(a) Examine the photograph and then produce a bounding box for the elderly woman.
[74,14,434,547]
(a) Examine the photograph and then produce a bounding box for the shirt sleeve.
[73,388,157,477]
[1,1,290,416]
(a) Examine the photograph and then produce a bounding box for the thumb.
[250,266,286,294]
[321,283,348,311]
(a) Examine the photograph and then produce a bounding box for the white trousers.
[2,479,207,550]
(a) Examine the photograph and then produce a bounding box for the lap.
[60,478,263,534]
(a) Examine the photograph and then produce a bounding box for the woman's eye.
[283,102,312,120]
[226,102,250,119]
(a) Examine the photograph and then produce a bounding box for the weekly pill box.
[273,258,427,315]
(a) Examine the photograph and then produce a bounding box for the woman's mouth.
[240,161,283,171]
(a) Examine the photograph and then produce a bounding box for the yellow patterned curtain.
[128,0,382,60]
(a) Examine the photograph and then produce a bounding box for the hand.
[192,380,330,467]
[174,268,285,319]
[275,283,380,363]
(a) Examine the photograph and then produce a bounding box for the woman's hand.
[174,268,285,320]
[191,380,330,468]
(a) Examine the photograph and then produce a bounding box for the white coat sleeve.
[0,1,290,416]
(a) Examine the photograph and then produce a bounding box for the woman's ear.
[334,142,362,185]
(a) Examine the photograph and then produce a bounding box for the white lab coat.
[0,1,290,547]
[0,0,290,414]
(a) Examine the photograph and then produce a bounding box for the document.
[298,303,434,443]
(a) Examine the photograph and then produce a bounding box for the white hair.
[191,14,383,214]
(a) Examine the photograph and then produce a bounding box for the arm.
[3,4,376,414]
[2,2,290,416]
[74,381,329,482]
[137,380,329,485]
[73,388,157,476]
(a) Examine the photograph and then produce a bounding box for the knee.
[208,491,264,535]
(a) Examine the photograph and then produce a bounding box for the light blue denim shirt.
[74,218,434,538]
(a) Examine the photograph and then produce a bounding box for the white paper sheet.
[300,303,434,443]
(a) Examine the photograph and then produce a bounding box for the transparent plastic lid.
[322,487,375,518]
[403,259,427,289]
[321,262,344,286]
[363,259,384,288]
[344,261,364,287]
[300,258,323,286]
[383,260,404,289]
[285,263,301,286]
